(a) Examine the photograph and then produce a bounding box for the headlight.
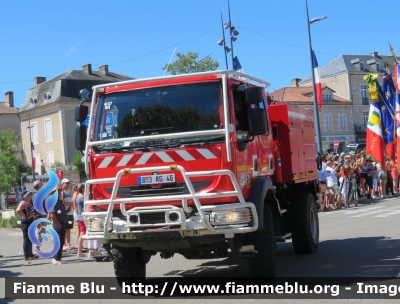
[87,216,106,231]
[211,209,251,225]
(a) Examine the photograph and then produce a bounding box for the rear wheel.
[248,204,276,278]
[112,246,146,284]
[290,192,319,254]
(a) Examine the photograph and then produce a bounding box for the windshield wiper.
[96,144,151,153]
[179,136,224,147]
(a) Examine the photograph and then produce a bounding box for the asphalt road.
[1,197,399,303]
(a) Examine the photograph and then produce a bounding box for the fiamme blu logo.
[28,169,61,258]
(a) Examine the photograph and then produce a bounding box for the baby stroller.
[347,172,368,207]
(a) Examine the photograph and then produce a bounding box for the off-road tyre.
[112,246,146,284]
[290,192,319,254]
[249,204,276,278]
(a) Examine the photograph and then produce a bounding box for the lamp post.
[27,124,35,182]
[217,0,239,70]
[306,0,326,155]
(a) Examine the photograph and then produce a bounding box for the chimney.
[35,77,46,86]
[5,91,14,108]
[291,78,300,87]
[99,65,109,76]
[82,64,92,75]
[370,51,378,57]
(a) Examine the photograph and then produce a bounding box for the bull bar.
[82,165,258,240]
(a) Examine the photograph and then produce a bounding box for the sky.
[1,0,399,109]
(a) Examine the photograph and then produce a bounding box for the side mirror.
[245,87,264,105]
[247,108,267,136]
[75,104,89,122]
[75,125,87,151]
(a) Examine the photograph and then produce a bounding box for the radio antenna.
[163,47,177,76]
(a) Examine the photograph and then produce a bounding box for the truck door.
[289,127,305,179]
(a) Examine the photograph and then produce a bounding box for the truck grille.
[140,212,166,225]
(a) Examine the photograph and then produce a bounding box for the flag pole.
[28,115,35,182]
[306,0,323,155]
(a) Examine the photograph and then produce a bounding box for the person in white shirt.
[326,161,342,210]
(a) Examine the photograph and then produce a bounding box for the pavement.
[0,196,399,303]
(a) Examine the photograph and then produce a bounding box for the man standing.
[48,187,67,264]
[40,160,47,175]
[61,178,74,250]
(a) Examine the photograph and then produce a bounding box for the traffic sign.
[334,140,339,149]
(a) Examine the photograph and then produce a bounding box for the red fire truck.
[75,71,320,280]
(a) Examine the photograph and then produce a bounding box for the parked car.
[6,190,17,204]
[345,143,366,154]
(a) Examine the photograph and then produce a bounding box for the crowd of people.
[318,148,398,211]
[16,178,104,264]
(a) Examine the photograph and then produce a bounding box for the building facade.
[270,84,354,153]
[0,92,23,159]
[298,51,399,144]
[18,64,133,174]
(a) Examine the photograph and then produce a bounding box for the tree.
[72,153,87,182]
[162,51,219,75]
[0,129,21,209]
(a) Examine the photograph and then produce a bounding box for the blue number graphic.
[28,168,61,258]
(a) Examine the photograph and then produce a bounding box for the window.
[376,63,380,71]
[361,86,369,105]
[360,62,364,70]
[35,154,40,174]
[324,114,332,131]
[44,118,53,142]
[339,114,346,130]
[363,111,369,126]
[46,151,54,167]
[30,122,39,145]
[323,94,332,101]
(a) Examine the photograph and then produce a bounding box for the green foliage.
[50,161,65,170]
[0,129,20,197]
[162,51,219,75]
[0,216,20,228]
[72,153,87,181]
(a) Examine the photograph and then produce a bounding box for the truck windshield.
[93,82,224,150]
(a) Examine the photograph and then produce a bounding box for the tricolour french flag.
[312,50,323,109]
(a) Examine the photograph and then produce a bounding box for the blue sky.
[1,0,399,109]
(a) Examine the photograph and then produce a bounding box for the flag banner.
[364,74,385,167]
[31,142,36,172]
[394,64,400,93]
[311,50,322,109]
[395,65,400,169]
[382,74,396,160]
[233,56,244,73]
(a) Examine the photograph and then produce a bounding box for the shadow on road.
[164,236,400,277]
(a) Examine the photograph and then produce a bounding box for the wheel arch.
[248,177,276,231]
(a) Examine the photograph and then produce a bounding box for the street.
[1,197,399,303]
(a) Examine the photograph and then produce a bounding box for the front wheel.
[112,246,146,284]
[290,192,319,254]
[248,204,276,278]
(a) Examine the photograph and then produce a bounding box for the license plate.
[138,174,175,185]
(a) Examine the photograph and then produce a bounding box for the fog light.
[169,212,179,222]
[129,214,139,224]
[212,209,250,224]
